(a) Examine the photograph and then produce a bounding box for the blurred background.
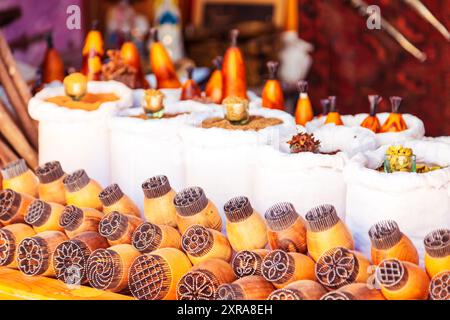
[1,0,448,135]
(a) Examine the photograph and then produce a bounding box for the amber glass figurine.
[305,204,354,261]
[360,95,382,133]
[1,159,38,197]
[87,244,140,293]
[268,280,327,300]
[262,61,285,110]
[265,202,307,253]
[0,223,35,268]
[205,56,223,104]
[222,29,247,99]
[142,175,178,227]
[128,248,192,300]
[35,161,66,205]
[25,199,65,233]
[424,229,450,278]
[53,231,109,285]
[177,258,236,300]
[132,222,181,253]
[181,224,232,265]
[231,249,269,278]
[324,96,343,125]
[0,189,35,225]
[99,183,140,218]
[41,32,64,84]
[120,41,149,89]
[98,211,142,246]
[224,196,267,252]
[63,169,103,210]
[376,258,430,300]
[81,22,104,76]
[181,67,201,101]
[369,220,418,265]
[174,187,222,233]
[380,96,408,132]
[321,283,385,300]
[216,275,275,300]
[315,247,371,290]
[261,249,315,289]
[294,81,313,125]
[149,28,181,89]
[16,231,68,277]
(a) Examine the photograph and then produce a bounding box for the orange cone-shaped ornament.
[149,28,181,89]
[380,96,408,133]
[325,96,343,125]
[81,21,104,76]
[205,56,223,104]
[262,61,284,110]
[222,29,247,99]
[294,81,313,125]
[361,95,382,133]
[41,32,64,84]
[120,41,149,89]
[181,67,201,101]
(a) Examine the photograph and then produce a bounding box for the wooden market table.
[0,267,134,300]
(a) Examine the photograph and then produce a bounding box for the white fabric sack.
[181,108,297,219]
[28,81,133,187]
[253,125,377,220]
[423,136,450,145]
[344,140,450,259]
[109,101,222,209]
[306,113,425,147]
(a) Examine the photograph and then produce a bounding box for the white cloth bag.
[181,109,297,218]
[28,81,133,187]
[253,125,377,219]
[109,101,221,209]
[306,113,425,146]
[344,140,450,259]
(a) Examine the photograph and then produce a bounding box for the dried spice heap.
[288,133,321,154]
[102,50,138,88]
[202,116,282,131]
[384,145,415,173]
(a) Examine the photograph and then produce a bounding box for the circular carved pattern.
[216,284,243,300]
[25,200,51,226]
[0,189,19,220]
[429,271,450,300]
[181,225,212,257]
[424,229,450,250]
[99,212,127,241]
[232,251,262,278]
[0,229,15,266]
[132,222,162,253]
[86,249,119,290]
[128,254,170,300]
[59,206,83,231]
[17,238,46,276]
[315,247,357,289]
[375,259,405,288]
[320,291,352,300]
[174,187,203,207]
[268,289,302,300]
[262,250,294,283]
[53,240,89,284]
[177,270,218,300]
